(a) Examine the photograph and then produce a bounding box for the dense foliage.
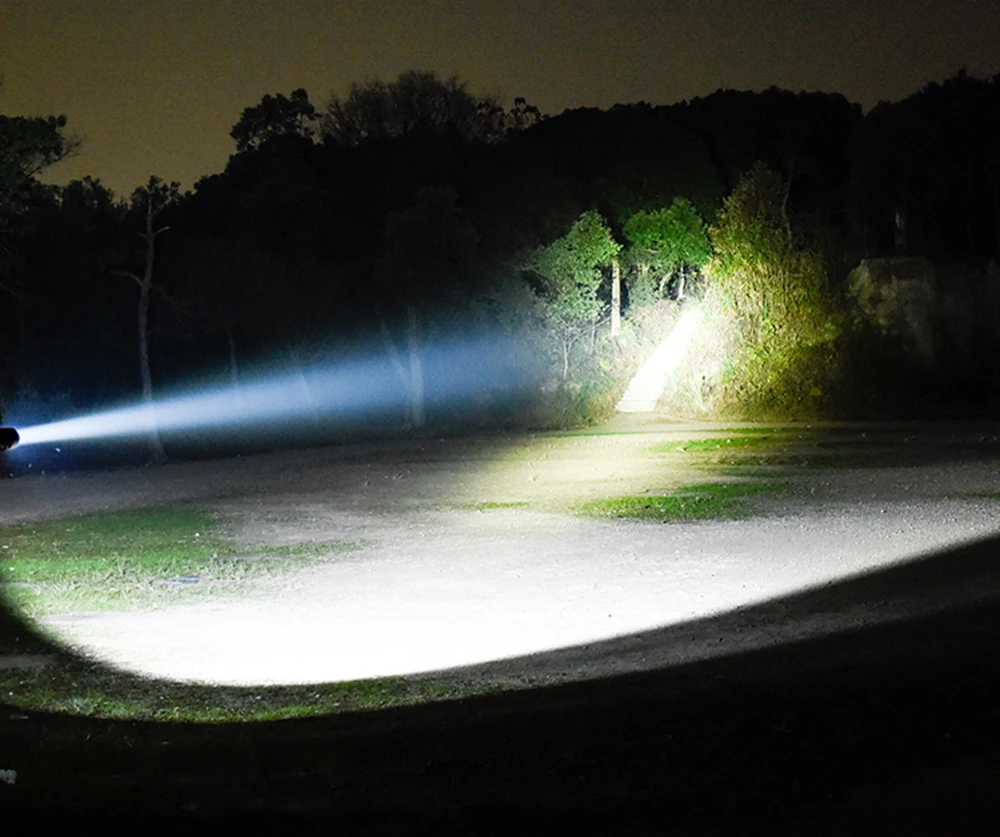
[701,163,841,417]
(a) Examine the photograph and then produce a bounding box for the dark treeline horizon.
[2,68,999,438]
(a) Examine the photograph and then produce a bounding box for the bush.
[701,163,843,418]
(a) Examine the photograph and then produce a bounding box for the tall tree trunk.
[380,308,425,428]
[225,324,245,410]
[611,257,621,337]
[137,205,166,464]
[136,279,165,462]
[114,197,169,463]
[406,305,425,428]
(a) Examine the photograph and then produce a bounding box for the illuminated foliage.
[704,163,841,417]
[528,210,622,380]
[623,197,711,305]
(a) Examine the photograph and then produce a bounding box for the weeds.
[0,655,502,722]
[581,481,787,521]
[651,435,780,453]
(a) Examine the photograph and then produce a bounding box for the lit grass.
[0,507,357,617]
[0,653,503,722]
[651,435,780,454]
[581,481,787,521]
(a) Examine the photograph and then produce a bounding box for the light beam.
[617,304,703,413]
[10,332,528,452]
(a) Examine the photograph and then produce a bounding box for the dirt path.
[5,421,1000,687]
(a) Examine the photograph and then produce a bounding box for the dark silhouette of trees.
[230,88,318,153]
[7,69,1000,445]
[374,184,481,426]
[858,70,1000,260]
[0,113,78,216]
[321,70,538,147]
[0,101,79,408]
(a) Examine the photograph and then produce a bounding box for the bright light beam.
[12,332,528,449]
[617,304,703,413]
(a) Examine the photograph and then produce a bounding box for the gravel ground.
[4,420,1000,688]
[4,421,1000,831]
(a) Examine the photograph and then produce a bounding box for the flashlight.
[0,427,20,451]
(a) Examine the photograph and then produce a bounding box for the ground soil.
[2,419,1000,832]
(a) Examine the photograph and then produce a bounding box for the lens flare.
[617,304,703,412]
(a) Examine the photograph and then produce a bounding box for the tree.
[112,176,181,462]
[374,184,480,426]
[1,103,78,281]
[704,163,840,416]
[623,197,711,305]
[321,70,527,147]
[0,113,78,215]
[163,233,271,399]
[230,88,318,153]
[528,210,621,380]
[1,97,79,406]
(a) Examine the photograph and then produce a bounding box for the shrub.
[701,163,842,418]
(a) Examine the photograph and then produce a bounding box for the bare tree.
[112,177,179,463]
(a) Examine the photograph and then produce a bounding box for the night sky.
[2,0,998,197]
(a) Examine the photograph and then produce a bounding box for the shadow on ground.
[2,531,1000,833]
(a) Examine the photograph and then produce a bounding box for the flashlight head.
[0,427,20,451]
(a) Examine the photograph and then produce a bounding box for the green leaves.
[623,197,711,278]
[528,210,622,378]
[530,209,621,322]
[703,163,842,416]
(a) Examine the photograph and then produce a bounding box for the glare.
[34,508,999,687]
[617,304,703,412]
[12,333,526,450]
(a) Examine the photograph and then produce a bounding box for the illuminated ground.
[3,419,1000,689]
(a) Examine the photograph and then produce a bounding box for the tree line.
[2,69,1000,451]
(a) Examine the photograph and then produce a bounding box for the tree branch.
[111,269,143,287]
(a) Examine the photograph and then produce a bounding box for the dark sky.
[2,0,998,197]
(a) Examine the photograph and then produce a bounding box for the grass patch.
[0,652,502,722]
[0,507,357,617]
[651,435,780,454]
[580,481,787,522]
